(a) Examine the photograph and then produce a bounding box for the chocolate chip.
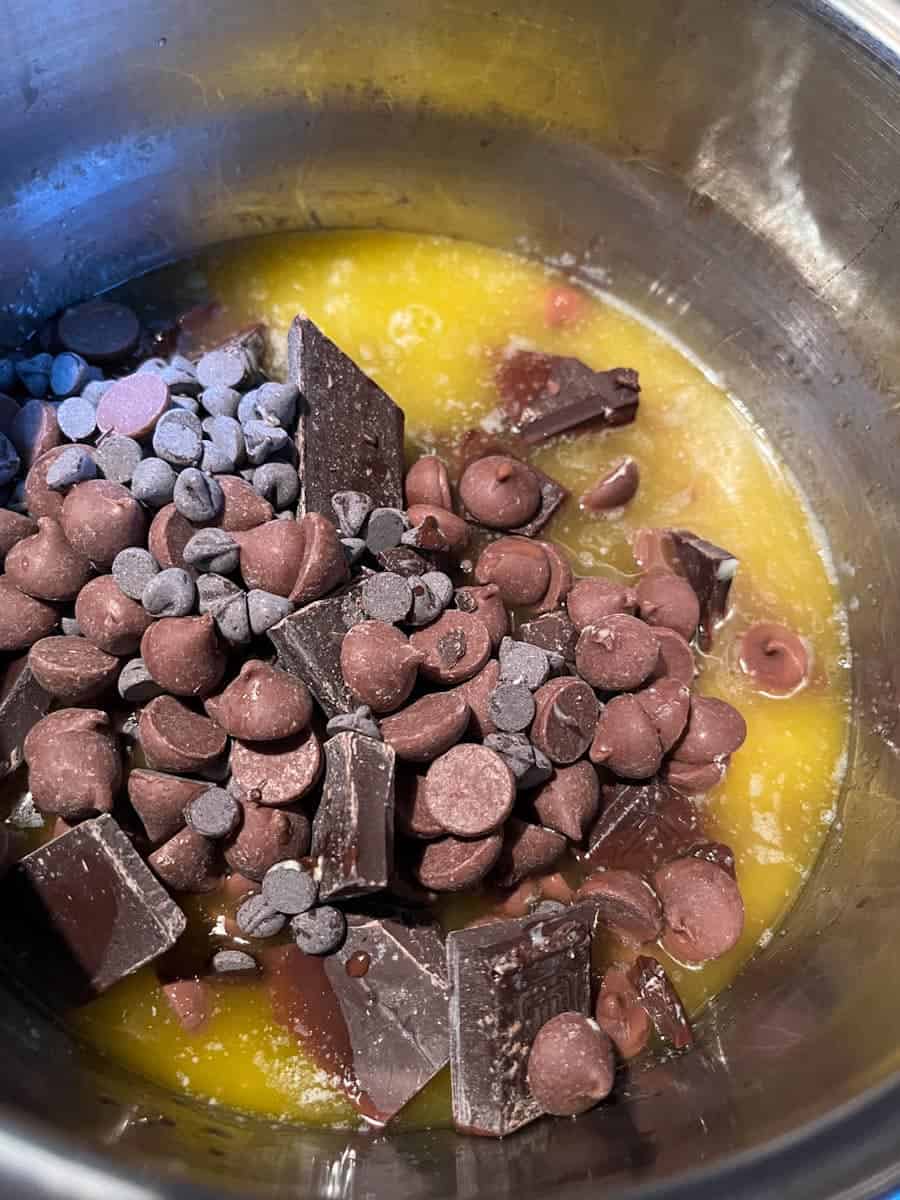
[173,468,224,523]
[405,455,452,510]
[196,572,242,614]
[497,637,549,691]
[0,576,59,652]
[530,677,599,764]
[202,414,245,466]
[16,357,53,400]
[230,729,322,807]
[326,705,383,741]
[577,868,663,945]
[149,829,220,894]
[262,859,318,915]
[411,610,491,685]
[575,614,659,691]
[407,574,450,627]
[152,410,203,468]
[186,786,242,839]
[650,627,696,686]
[256,382,299,427]
[532,540,573,615]
[635,678,691,751]
[424,744,514,837]
[686,841,737,878]
[590,694,663,780]
[76,575,153,655]
[183,527,240,575]
[739,622,809,694]
[488,681,535,733]
[671,696,746,764]
[484,731,552,790]
[11,399,60,469]
[243,419,289,466]
[636,572,700,642]
[365,506,408,554]
[24,708,121,820]
[59,616,81,638]
[28,636,119,704]
[412,831,503,892]
[7,516,92,602]
[139,695,229,775]
[474,537,550,607]
[341,537,366,566]
[211,949,259,977]
[56,396,98,442]
[380,691,470,762]
[376,545,429,577]
[290,905,346,956]
[401,515,451,554]
[234,518,303,596]
[340,620,422,713]
[205,661,312,741]
[131,457,177,508]
[58,300,140,363]
[142,567,196,617]
[395,768,443,839]
[199,440,233,475]
[234,893,285,938]
[332,490,374,538]
[213,475,274,531]
[460,455,542,529]
[653,856,744,964]
[225,803,310,882]
[527,1012,614,1116]
[162,979,212,1032]
[94,434,144,485]
[141,613,226,697]
[44,445,95,492]
[529,761,600,842]
[61,480,147,568]
[197,346,252,391]
[493,819,566,888]
[581,458,640,513]
[362,571,413,623]
[96,373,171,441]
[568,577,637,631]
[117,657,164,703]
[595,965,652,1059]
[242,589,292,637]
[0,510,37,560]
[200,384,241,418]
[253,462,299,510]
[453,585,508,651]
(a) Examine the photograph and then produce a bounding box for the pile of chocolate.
[0,299,749,1137]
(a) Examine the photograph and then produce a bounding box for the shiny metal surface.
[2,0,900,1197]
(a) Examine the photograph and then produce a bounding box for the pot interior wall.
[2,1,900,1198]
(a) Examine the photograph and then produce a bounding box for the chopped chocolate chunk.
[311,731,395,900]
[162,979,212,1033]
[632,955,693,1050]
[496,350,639,444]
[0,815,185,1006]
[595,964,652,1059]
[290,317,405,517]
[376,545,430,577]
[518,610,578,662]
[447,905,595,1137]
[584,778,700,874]
[267,582,366,717]
[669,529,738,651]
[0,655,51,779]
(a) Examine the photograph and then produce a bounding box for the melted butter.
[72,230,849,1123]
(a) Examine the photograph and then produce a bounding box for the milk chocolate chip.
[454,584,509,650]
[289,513,349,605]
[6,517,92,601]
[662,758,727,796]
[25,444,96,521]
[0,510,37,561]
[459,456,542,529]
[636,572,700,642]
[529,761,600,842]
[411,831,503,892]
[424,743,515,837]
[738,622,810,694]
[229,730,322,806]
[24,708,121,819]
[475,537,550,607]
[340,621,422,713]
[75,575,153,655]
[649,627,696,687]
[380,691,470,762]
[139,696,229,774]
[28,636,119,703]
[224,802,311,881]
[653,856,744,964]
[575,614,659,691]
[671,696,746,764]
[533,541,574,614]
[410,610,491,685]
[530,677,599,764]
[204,661,312,741]
[577,868,663,946]
[0,576,58,651]
[635,678,691,751]
[566,577,638,632]
[405,504,470,555]
[141,614,227,697]
[492,818,567,888]
[236,519,305,596]
[148,504,195,571]
[405,455,452,509]
[581,458,640,513]
[590,694,663,780]
[527,1013,614,1116]
[215,475,275,532]
[450,658,500,738]
[97,373,170,439]
[395,768,444,839]
[595,965,652,1059]
[149,828,221,893]
[127,769,208,844]
[61,480,146,568]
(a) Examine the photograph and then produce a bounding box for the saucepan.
[2,0,900,1196]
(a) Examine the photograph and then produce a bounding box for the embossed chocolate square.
[311,731,395,900]
[446,905,595,1137]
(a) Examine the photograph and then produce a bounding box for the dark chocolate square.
[0,655,51,778]
[268,581,365,717]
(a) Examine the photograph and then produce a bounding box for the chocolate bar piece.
[496,350,639,444]
[669,529,738,651]
[583,779,700,874]
[0,655,51,778]
[311,731,395,900]
[266,912,448,1124]
[518,610,579,662]
[268,581,365,716]
[632,955,693,1050]
[509,466,568,537]
[0,815,186,1006]
[447,905,595,1137]
[290,316,405,517]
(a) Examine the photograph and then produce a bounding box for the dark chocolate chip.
[56,398,98,443]
[246,588,294,636]
[142,567,196,618]
[211,949,259,977]
[94,434,144,485]
[152,409,203,468]
[488,681,535,733]
[58,300,141,363]
[484,731,552,790]
[326,706,383,741]
[365,506,409,554]
[498,637,550,691]
[362,571,413,623]
[261,859,318,915]
[236,893,287,938]
[290,905,346,956]
[186,787,242,840]
[183,527,240,575]
[332,490,374,538]
[131,457,177,508]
